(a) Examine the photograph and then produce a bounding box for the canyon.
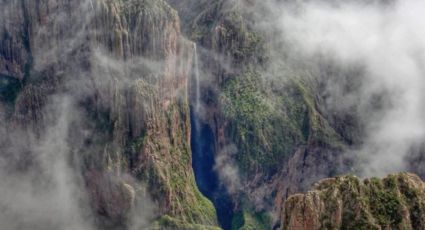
[1,0,425,229]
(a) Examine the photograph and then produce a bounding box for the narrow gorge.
[189,43,235,230]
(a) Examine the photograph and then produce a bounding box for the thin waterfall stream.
[190,44,234,230]
[193,44,201,114]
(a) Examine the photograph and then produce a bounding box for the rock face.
[166,1,351,228]
[280,173,425,230]
[0,0,352,228]
[0,0,217,228]
[3,1,425,230]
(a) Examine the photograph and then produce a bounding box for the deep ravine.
[190,45,234,230]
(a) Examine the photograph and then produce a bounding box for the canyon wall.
[0,0,218,229]
[2,0,425,230]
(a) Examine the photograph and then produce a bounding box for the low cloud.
[214,144,241,195]
[0,0,160,229]
[276,0,425,176]
[0,97,94,230]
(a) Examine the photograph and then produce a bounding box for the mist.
[274,0,425,177]
[0,0,161,229]
[0,97,94,229]
[3,0,425,229]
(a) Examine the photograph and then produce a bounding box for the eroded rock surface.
[281,173,425,230]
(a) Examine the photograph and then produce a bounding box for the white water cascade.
[190,43,234,230]
[193,44,201,114]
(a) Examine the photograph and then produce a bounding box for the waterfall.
[190,43,235,230]
[193,44,201,114]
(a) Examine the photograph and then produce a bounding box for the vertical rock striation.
[281,173,425,230]
[0,0,218,228]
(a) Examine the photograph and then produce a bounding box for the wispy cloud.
[276,0,425,176]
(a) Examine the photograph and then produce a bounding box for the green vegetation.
[215,10,266,64]
[366,177,403,227]
[189,0,266,65]
[220,70,343,178]
[151,215,221,230]
[397,175,425,227]
[294,173,425,230]
[287,78,343,147]
[221,70,272,137]
[361,176,406,229]
[220,69,288,176]
[132,98,218,226]
[231,211,271,230]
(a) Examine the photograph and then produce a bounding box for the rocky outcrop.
[280,173,425,230]
[273,145,350,223]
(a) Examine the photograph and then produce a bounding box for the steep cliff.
[3,1,422,230]
[166,1,351,229]
[0,0,217,229]
[281,173,425,230]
